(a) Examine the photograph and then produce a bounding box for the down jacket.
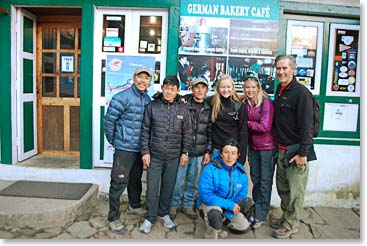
[185,95,212,156]
[103,84,151,152]
[245,97,275,150]
[196,150,248,220]
[140,92,192,160]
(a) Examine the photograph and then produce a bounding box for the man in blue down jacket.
[197,138,253,239]
[103,66,152,234]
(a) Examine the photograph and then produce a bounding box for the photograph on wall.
[103,55,155,165]
[326,23,360,97]
[228,56,275,94]
[286,20,323,94]
[179,16,229,55]
[178,54,226,92]
[178,0,279,94]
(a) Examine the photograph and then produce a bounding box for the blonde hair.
[211,74,240,123]
[242,77,268,107]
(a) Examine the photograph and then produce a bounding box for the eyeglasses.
[244,75,259,82]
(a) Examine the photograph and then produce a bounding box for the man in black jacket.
[170,77,212,220]
[139,75,192,234]
[272,55,316,239]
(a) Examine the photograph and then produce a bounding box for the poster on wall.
[103,55,155,165]
[323,103,359,132]
[286,20,323,95]
[326,23,360,97]
[178,0,279,94]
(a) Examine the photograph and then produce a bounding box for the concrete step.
[0,180,99,229]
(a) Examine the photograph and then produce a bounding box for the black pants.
[108,150,144,222]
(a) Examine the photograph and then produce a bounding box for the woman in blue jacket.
[197,138,253,239]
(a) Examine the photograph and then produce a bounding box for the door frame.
[92,7,168,167]
[14,8,38,161]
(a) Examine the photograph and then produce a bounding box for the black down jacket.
[141,92,192,160]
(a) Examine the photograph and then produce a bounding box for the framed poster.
[286,20,323,95]
[326,23,360,97]
[323,103,359,132]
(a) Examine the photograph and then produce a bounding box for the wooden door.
[37,22,81,155]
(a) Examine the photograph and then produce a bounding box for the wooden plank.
[64,105,70,152]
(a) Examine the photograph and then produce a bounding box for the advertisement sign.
[103,55,155,165]
[326,24,360,97]
[286,20,323,95]
[178,0,279,94]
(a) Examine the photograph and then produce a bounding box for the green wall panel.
[23,16,33,53]
[23,102,34,152]
[23,59,33,93]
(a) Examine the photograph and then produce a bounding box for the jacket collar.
[131,84,147,96]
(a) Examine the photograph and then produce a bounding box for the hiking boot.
[204,228,228,239]
[170,207,178,220]
[109,220,127,234]
[160,214,176,229]
[272,225,299,239]
[183,207,197,220]
[139,219,152,234]
[252,219,265,229]
[127,204,146,217]
[270,218,284,229]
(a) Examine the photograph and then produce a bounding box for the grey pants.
[145,156,180,223]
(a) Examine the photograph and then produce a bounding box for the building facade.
[0,0,360,207]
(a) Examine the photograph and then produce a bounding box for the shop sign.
[178,0,279,94]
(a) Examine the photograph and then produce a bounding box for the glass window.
[42,77,56,97]
[60,28,75,49]
[42,53,56,73]
[102,15,125,52]
[138,16,162,54]
[60,77,75,97]
[42,28,56,49]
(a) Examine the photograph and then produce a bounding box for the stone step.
[0,180,98,229]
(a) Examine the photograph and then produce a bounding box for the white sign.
[323,103,359,132]
[61,55,74,73]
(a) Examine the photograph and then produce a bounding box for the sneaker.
[170,207,178,220]
[139,219,152,234]
[272,225,299,239]
[270,218,284,229]
[109,220,127,234]
[160,214,176,229]
[252,219,265,229]
[127,204,146,217]
[182,207,197,219]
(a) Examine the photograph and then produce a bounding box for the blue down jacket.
[103,84,151,152]
[197,150,248,220]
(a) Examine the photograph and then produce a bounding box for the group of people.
[103,54,316,239]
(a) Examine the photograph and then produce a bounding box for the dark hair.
[220,138,240,153]
[163,75,180,89]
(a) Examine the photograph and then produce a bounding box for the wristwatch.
[183,152,189,157]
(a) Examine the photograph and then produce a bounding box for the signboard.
[178,0,279,94]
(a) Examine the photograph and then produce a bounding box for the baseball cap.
[135,66,152,77]
[191,77,208,87]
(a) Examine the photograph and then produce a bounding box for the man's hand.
[202,153,210,165]
[290,155,307,166]
[180,153,189,166]
[232,203,241,214]
[142,154,151,167]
